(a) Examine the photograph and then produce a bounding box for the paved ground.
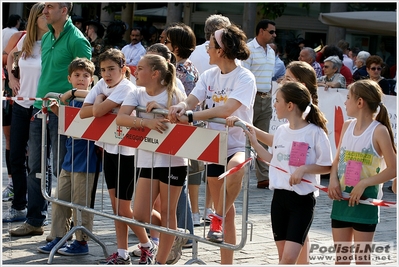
[1,136,397,265]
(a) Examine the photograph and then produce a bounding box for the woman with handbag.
[3,2,48,222]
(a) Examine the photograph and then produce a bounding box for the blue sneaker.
[37,238,67,254]
[57,240,89,256]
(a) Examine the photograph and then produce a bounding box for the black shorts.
[206,154,235,177]
[103,151,136,200]
[271,189,316,245]
[139,166,187,187]
[331,219,377,232]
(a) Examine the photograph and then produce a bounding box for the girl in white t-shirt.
[243,81,333,264]
[79,48,137,264]
[168,25,256,264]
[116,54,186,265]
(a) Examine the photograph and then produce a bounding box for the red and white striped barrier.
[58,106,228,164]
[219,156,396,208]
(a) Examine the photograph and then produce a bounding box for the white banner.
[269,84,397,156]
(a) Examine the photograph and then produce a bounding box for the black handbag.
[11,51,22,79]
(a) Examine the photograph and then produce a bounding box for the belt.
[256,91,271,98]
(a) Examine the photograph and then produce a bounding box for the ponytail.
[305,104,328,135]
[375,103,396,153]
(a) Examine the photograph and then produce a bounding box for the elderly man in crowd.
[299,47,323,78]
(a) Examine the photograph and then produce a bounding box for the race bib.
[288,141,308,167]
[344,160,362,187]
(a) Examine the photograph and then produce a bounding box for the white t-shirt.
[15,35,42,108]
[84,78,136,155]
[2,27,18,49]
[122,87,187,168]
[269,123,333,196]
[191,65,256,157]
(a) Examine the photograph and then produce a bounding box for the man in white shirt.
[189,14,231,75]
[121,27,146,68]
[241,19,276,189]
[2,14,21,49]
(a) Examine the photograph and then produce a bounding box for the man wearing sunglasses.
[242,19,276,189]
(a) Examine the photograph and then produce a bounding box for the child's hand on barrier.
[168,102,187,123]
[243,124,258,146]
[146,117,169,133]
[146,101,166,113]
[59,91,71,104]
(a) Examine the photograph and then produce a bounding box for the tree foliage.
[101,3,126,14]
[259,3,287,20]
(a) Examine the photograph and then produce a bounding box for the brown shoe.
[10,222,44,237]
[257,180,269,189]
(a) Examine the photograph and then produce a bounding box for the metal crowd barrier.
[39,93,253,264]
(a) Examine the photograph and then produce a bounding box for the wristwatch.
[186,110,194,124]
[70,88,77,100]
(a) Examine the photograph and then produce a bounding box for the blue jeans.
[26,108,66,227]
[176,179,194,236]
[10,103,32,211]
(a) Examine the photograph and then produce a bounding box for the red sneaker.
[206,215,223,243]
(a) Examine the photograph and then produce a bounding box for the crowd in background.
[2,3,397,266]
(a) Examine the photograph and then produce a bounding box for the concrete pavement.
[1,143,397,265]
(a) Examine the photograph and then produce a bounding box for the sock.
[151,237,159,246]
[214,213,223,220]
[140,241,152,249]
[117,249,128,260]
[77,240,87,245]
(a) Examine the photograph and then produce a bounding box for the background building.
[3,2,396,64]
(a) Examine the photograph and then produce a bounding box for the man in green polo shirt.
[10,2,91,237]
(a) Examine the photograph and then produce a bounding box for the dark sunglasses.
[370,67,382,71]
[264,29,276,35]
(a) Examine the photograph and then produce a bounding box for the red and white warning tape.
[218,157,252,179]
[219,156,396,208]
[1,96,56,101]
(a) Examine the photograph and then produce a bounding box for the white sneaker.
[204,208,215,222]
[192,212,201,226]
[3,207,27,223]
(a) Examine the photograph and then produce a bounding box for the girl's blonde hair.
[98,48,131,79]
[348,79,396,153]
[22,2,45,59]
[141,54,184,107]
